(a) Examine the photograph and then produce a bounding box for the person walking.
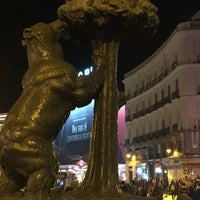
[152,182,163,200]
[194,181,200,200]
[188,180,196,200]
[177,187,192,200]
[163,175,169,196]
[169,180,179,200]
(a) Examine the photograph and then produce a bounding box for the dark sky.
[0,0,199,112]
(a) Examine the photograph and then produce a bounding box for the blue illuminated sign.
[77,66,93,77]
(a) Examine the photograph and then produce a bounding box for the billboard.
[54,100,94,164]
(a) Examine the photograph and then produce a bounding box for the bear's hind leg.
[25,168,56,194]
[0,171,26,194]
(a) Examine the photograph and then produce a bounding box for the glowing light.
[126,153,131,159]
[166,148,172,154]
[136,167,142,175]
[155,167,162,173]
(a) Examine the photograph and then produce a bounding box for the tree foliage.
[58,0,159,41]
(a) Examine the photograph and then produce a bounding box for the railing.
[163,96,171,104]
[130,95,172,120]
[172,123,178,131]
[130,126,171,144]
[124,138,130,147]
[171,90,180,100]
[125,115,131,122]
[128,60,178,99]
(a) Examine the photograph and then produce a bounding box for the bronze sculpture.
[0,0,159,198]
[0,20,104,194]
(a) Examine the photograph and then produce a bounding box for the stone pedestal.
[0,192,156,200]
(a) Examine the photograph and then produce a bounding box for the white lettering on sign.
[78,66,93,77]
[72,122,88,134]
[66,132,91,143]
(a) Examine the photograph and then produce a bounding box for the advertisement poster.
[54,100,94,164]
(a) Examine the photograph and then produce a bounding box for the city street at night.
[0,0,200,199]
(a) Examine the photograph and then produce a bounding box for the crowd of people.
[119,176,200,200]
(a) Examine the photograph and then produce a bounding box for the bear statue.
[0,20,104,194]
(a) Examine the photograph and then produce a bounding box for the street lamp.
[166,148,181,157]
[126,149,133,160]
[166,148,172,155]
[126,149,134,182]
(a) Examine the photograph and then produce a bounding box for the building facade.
[123,11,200,182]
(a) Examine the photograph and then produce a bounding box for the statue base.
[0,191,155,200]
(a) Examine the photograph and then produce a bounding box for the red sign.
[75,159,87,168]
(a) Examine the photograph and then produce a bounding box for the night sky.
[0,0,199,112]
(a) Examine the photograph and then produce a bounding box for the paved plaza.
[163,194,177,200]
[0,192,179,200]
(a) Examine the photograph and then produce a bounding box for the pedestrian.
[163,175,169,196]
[136,185,145,196]
[120,180,132,193]
[194,181,200,200]
[130,180,137,194]
[188,180,196,200]
[152,182,163,200]
[169,180,179,200]
[147,179,156,197]
[177,187,192,200]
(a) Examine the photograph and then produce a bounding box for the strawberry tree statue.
[58,0,159,197]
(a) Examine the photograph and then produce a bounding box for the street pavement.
[163,194,177,200]
[0,193,177,200]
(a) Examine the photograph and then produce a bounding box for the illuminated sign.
[54,100,94,164]
[78,66,93,77]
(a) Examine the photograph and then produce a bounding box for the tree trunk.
[80,38,120,195]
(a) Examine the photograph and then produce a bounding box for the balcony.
[132,113,138,120]
[171,90,180,100]
[157,100,164,109]
[124,138,130,147]
[130,127,171,144]
[133,90,138,97]
[158,127,171,136]
[128,63,178,99]
[146,83,151,89]
[152,79,157,86]
[128,93,176,122]
[125,94,131,100]
[130,98,171,120]
[171,60,178,70]
[125,115,132,122]
[163,96,171,104]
